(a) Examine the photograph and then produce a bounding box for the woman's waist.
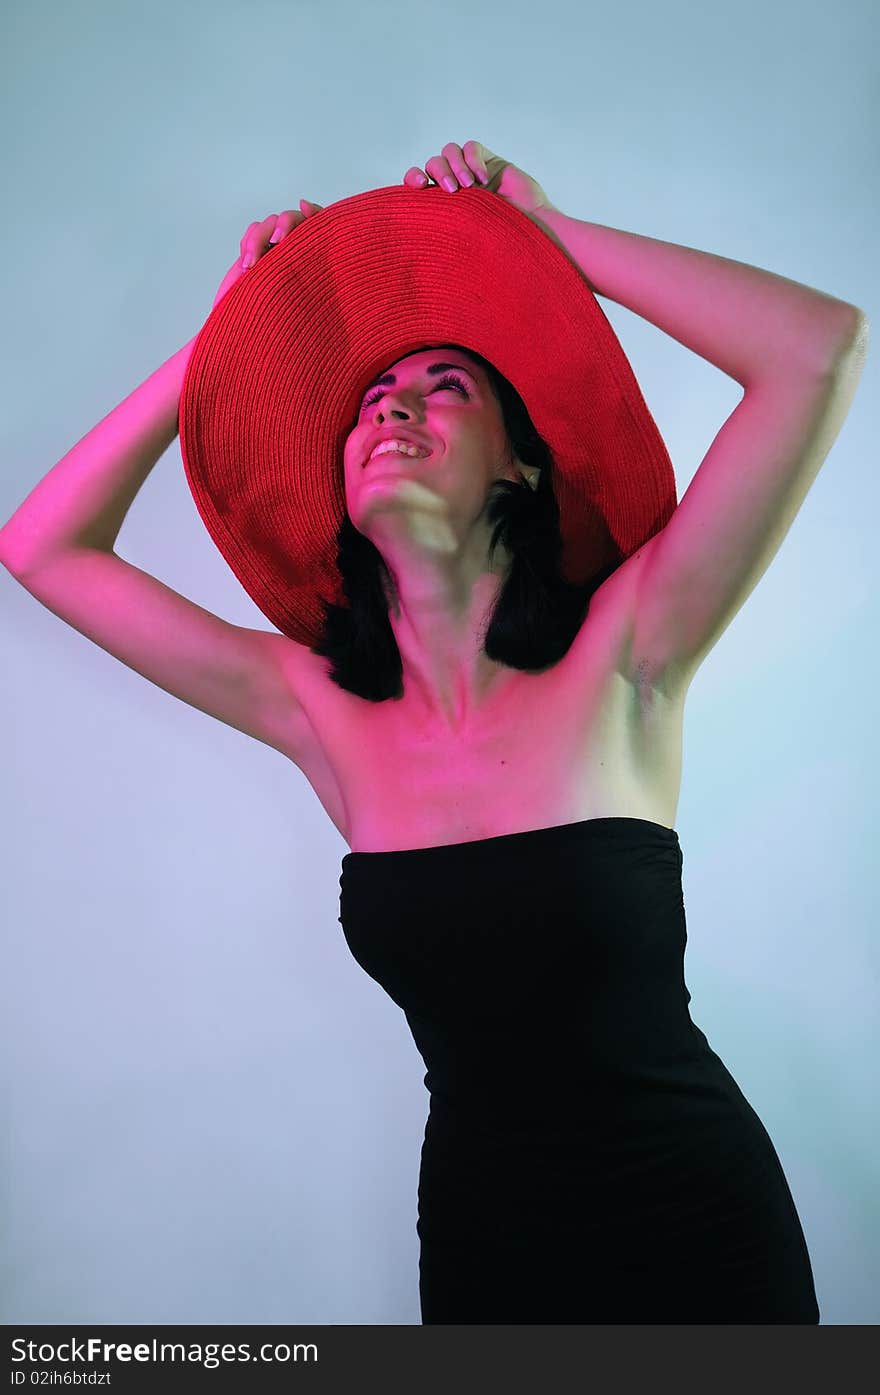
[406,1007,713,1083]
[423,1066,756,1154]
[414,1021,749,1126]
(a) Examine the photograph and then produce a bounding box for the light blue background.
[2,0,876,1325]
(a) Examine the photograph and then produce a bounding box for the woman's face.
[342,347,517,537]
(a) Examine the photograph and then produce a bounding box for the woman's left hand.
[402,140,558,222]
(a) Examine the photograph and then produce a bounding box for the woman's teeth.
[369,441,426,460]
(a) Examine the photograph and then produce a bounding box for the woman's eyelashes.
[360,372,470,412]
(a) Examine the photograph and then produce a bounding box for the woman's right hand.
[211,199,324,311]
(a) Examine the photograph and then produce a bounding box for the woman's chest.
[293,650,685,853]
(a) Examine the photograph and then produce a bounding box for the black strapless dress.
[338,817,820,1324]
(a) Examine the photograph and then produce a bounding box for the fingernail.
[269,229,282,243]
[241,254,252,269]
[442,175,457,192]
[459,170,475,187]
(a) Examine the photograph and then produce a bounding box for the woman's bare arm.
[0,338,312,764]
[0,336,197,564]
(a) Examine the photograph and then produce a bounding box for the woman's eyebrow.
[361,361,478,394]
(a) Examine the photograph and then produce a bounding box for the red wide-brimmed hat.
[179,183,677,649]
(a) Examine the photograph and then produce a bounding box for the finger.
[268,202,320,244]
[404,166,429,188]
[268,210,297,243]
[424,154,458,192]
[462,139,493,185]
[240,213,280,267]
[441,141,475,188]
[239,219,260,257]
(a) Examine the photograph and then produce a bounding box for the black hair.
[311,344,622,702]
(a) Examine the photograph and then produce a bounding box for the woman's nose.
[372,398,417,423]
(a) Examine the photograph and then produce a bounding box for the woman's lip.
[364,447,432,467]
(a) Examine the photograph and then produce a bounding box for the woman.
[0,139,867,1322]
